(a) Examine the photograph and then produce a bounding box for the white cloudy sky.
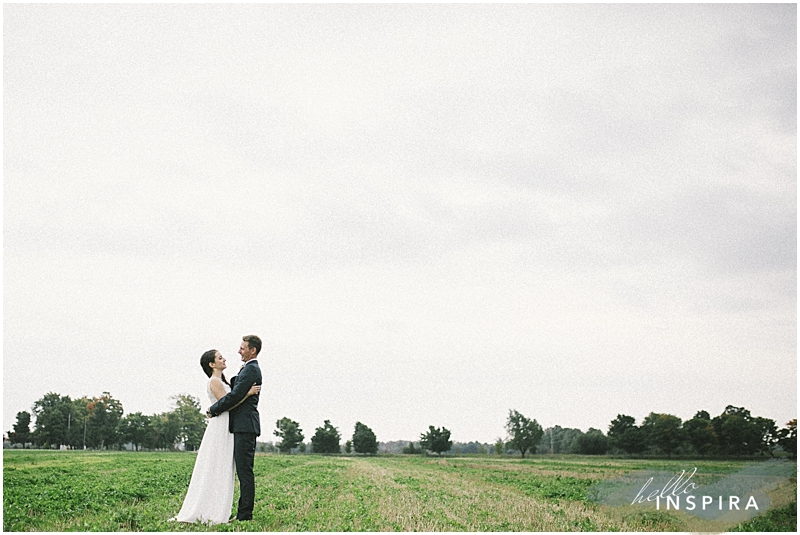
[4,4,796,444]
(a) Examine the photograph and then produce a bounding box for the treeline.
[6,391,207,451]
[270,417,381,455]
[268,420,454,456]
[251,408,797,460]
[603,407,797,458]
[253,438,493,455]
[494,407,797,459]
[6,392,797,460]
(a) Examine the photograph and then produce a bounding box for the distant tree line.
[7,393,796,460]
[510,407,796,459]
[272,417,380,455]
[605,407,796,458]
[6,391,206,451]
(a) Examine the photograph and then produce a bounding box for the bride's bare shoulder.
[208,377,227,400]
[208,376,227,390]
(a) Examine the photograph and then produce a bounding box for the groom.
[208,334,262,521]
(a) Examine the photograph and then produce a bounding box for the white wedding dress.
[174,380,235,524]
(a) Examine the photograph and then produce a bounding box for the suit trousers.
[233,432,257,520]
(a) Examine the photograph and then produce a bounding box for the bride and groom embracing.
[173,334,263,525]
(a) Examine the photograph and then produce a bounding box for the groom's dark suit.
[208,359,261,520]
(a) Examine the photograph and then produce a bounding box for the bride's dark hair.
[200,349,230,386]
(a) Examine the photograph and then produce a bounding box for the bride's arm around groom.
[208,359,261,426]
[207,359,261,420]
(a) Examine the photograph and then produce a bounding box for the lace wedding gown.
[174,380,235,524]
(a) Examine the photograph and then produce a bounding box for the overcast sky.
[4,4,796,444]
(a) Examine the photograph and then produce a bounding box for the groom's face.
[239,340,255,362]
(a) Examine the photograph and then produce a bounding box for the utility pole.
[83,416,87,450]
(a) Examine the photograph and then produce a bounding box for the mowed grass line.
[250,456,384,531]
[356,456,712,531]
[351,457,609,531]
[3,451,796,532]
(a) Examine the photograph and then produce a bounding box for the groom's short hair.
[243,335,262,355]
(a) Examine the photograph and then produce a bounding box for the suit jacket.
[208,359,262,435]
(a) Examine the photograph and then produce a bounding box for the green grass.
[3,450,796,531]
[730,502,798,532]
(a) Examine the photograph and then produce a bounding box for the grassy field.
[3,450,796,531]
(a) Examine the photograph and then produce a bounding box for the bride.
[173,349,260,524]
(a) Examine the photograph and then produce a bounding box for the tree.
[66,398,91,449]
[712,406,762,456]
[505,410,544,459]
[777,419,797,458]
[68,392,125,450]
[151,412,181,450]
[83,392,124,449]
[118,412,153,451]
[573,428,609,455]
[274,417,304,453]
[171,394,206,451]
[753,417,779,457]
[258,441,277,453]
[641,413,685,457]
[420,426,452,456]
[537,426,585,454]
[456,441,482,454]
[494,438,504,455]
[683,411,717,457]
[344,440,352,454]
[10,411,32,446]
[311,420,341,454]
[402,441,420,454]
[608,414,647,455]
[352,422,378,455]
[32,392,73,448]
